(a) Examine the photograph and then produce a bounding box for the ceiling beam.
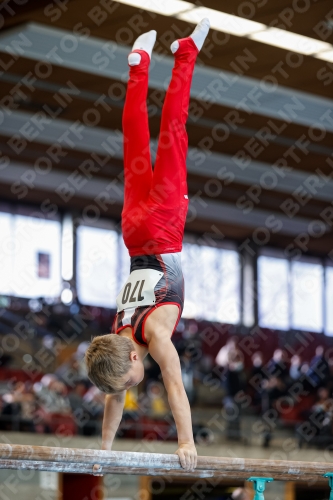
[1,70,332,158]
[1,110,333,202]
[1,23,333,131]
[0,162,330,238]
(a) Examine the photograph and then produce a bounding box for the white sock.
[171,18,210,54]
[128,30,157,66]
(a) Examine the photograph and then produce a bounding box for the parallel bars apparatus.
[1,444,333,498]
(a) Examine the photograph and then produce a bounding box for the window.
[181,243,240,323]
[118,236,131,290]
[14,215,62,298]
[181,243,200,319]
[258,256,290,330]
[258,252,328,334]
[215,249,241,324]
[325,266,333,336]
[76,226,118,308]
[0,212,14,296]
[291,261,323,333]
[0,213,62,298]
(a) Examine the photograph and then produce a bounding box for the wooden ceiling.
[0,0,333,254]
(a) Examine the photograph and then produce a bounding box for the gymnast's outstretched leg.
[150,19,210,247]
[122,31,156,215]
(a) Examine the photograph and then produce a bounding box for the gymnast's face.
[122,351,145,390]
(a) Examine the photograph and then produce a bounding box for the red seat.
[279,395,317,425]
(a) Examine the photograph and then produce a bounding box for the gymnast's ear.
[130,351,139,361]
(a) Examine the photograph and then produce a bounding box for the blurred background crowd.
[1,306,332,451]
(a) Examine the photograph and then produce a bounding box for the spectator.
[289,355,302,381]
[68,381,88,413]
[216,338,245,399]
[261,349,290,447]
[248,352,266,410]
[35,376,71,414]
[216,337,239,368]
[306,346,330,391]
[216,337,245,440]
[251,352,264,377]
[75,386,105,436]
[56,342,90,387]
[34,375,71,433]
[265,349,289,380]
[297,387,333,448]
[0,381,35,432]
[312,387,332,413]
[83,386,105,419]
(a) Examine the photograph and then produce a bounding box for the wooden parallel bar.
[0,444,332,481]
[0,459,328,482]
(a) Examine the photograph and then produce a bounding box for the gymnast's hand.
[175,443,197,471]
[92,464,103,476]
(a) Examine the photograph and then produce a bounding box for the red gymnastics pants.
[121,37,199,257]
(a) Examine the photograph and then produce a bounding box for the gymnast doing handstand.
[86,18,210,471]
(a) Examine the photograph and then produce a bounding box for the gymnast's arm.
[101,391,126,449]
[93,391,125,474]
[149,337,197,471]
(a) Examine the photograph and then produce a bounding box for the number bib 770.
[116,269,163,312]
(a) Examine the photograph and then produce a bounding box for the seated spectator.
[70,385,105,436]
[68,381,88,413]
[297,387,333,448]
[267,349,288,373]
[35,376,71,414]
[56,342,90,387]
[289,355,303,381]
[34,375,72,433]
[83,386,105,420]
[262,349,290,403]
[312,387,333,414]
[305,346,330,392]
[0,381,35,432]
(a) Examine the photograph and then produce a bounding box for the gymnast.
[85,18,210,471]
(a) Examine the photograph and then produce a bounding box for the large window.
[258,252,329,334]
[258,255,289,330]
[118,236,131,291]
[0,212,62,298]
[76,230,241,320]
[4,203,331,336]
[0,212,12,297]
[76,226,119,308]
[291,261,323,333]
[326,266,333,336]
[181,243,241,323]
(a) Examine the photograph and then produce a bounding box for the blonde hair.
[85,334,133,394]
